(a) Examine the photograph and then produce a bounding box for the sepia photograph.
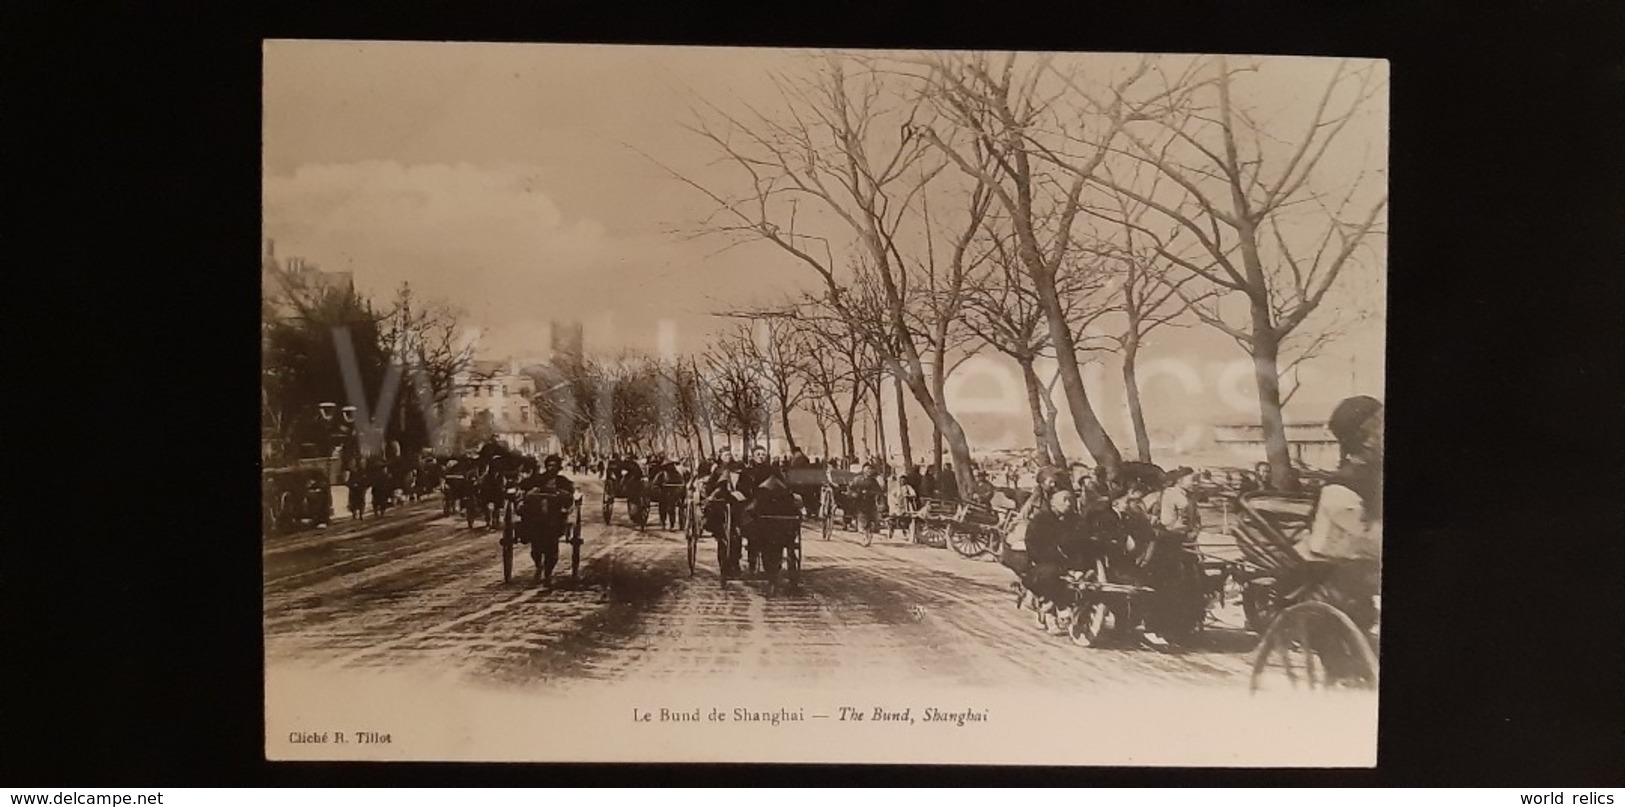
[261,40,1388,766]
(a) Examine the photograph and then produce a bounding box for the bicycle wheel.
[860,513,873,547]
[1249,601,1378,693]
[601,496,613,526]
[501,537,514,584]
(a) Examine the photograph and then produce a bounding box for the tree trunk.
[874,379,888,465]
[894,372,913,469]
[1249,312,1298,491]
[1035,276,1122,476]
[1122,338,1153,463]
[778,401,796,454]
[818,423,830,459]
[1038,367,1069,468]
[931,356,946,473]
[1017,358,1054,466]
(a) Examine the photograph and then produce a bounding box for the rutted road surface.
[264,475,1257,690]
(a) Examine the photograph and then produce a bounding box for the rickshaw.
[742,476,805,596]
[786,467,880,546]
[650,463,690,532]
[262,464,333,534]
[499,483,583,585]
[602,461,651,530]
[1228,490,1380,692]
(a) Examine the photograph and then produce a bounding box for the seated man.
[743,475,802,585]
[1019,487,1086,633]
[606,454,645,499]
[1293,396,1384,633]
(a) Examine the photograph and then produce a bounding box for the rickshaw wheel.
[788,524,803,584]
[1241,578,1283,634]
[1069,561,1112,648]
[1249,601,1378,694]
[718,507,734,590]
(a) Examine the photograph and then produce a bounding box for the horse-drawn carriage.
[1227,490,1380,692]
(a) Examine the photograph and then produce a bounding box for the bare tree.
[1079,56,1388,489]
[909,51,1160,478]
[703,331,771,453]
[381,282,476,453]
[1077,183,1214,463]
[650,54,986,493]
[961,223,1113,467]
[784,293,876,460]
[717,309,811,454]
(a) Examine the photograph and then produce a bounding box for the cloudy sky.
[263,41,1387,455]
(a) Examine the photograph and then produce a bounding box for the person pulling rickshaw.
[506,454,579,587]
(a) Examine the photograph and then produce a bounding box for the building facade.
[452,358,557,456]
[1210,421,1342,469]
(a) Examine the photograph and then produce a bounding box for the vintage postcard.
[262,40,1387,765]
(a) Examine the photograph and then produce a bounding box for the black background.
[5,0,1622,786]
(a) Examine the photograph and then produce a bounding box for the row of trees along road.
[261,267,475,464]
[641,52,1386,493]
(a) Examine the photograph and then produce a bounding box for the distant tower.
[551,320,584,361]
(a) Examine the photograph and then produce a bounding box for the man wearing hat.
[734,445,783,574]
[516,454,576,586]
[1294,396,1384,633]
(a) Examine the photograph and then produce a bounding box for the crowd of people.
[320,394,1381,648]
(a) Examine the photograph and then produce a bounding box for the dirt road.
[265,476,1257,689]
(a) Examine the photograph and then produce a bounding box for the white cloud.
[263,161,611,317]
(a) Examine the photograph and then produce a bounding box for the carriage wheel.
[1069,560,1113,648]
[948,526,990,559]
[921,523,947,548]
[1249,601,1379,694]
